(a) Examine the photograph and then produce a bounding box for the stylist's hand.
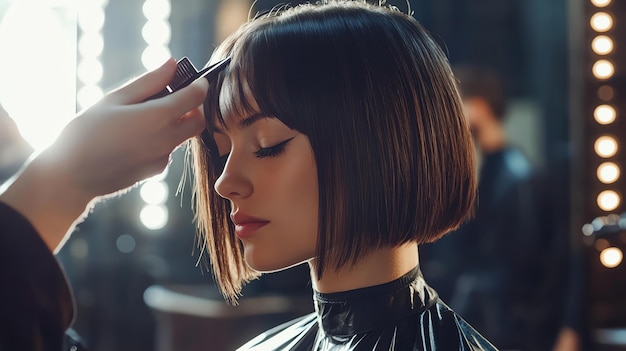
[56,58,208,197]
[0,58,208,252]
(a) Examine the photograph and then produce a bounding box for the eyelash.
[254,137,295,159]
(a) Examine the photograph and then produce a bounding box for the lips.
[231,212,269,238]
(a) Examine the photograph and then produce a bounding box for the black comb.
[146,56,231,101]
[169,57,199,91]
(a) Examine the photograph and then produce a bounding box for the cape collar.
[313,266,438,337]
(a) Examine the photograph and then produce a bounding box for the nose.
[214,153,253,200]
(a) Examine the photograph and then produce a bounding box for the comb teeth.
[169,57,199,91]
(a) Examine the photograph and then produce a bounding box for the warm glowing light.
[77,59,103,85]
[142,0,171,72]
[142,20,171,46]
[0,2,76,151]
[143,0,171,20]
[79,33,104,58]
[592,35,614,55]
[597,162,620,184]
[78,7,105,32]
[597,190,621,211]
[595,136,618,158]
[600,247,623,268]
[591,0,612,7]
[91,0,109,7]
[77,85,103,110]
[594,105,616,125]
[140,180,169,205]
[593,60,614,79]
[142,45,171,70]
[590,12,614,32]
[140,205,169,230]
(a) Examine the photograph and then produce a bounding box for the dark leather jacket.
[238,266,497,350]
[0,202,85,351]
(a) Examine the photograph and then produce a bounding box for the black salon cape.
[238,267,498,350]
[0,202,84,351]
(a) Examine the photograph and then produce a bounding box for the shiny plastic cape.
[237,266,498,350]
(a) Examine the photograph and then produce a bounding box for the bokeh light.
[143,0,171,20]
[594,136,618,158]
[593,60,614,79]
[79,32,104,58]
[591,0,611,7]
[142,45,171,70]
[597,190,621,211]
[600,247,623,268]
[140,204,169,230]
[140,180,169,205]
[594,104,616,125]
[591,35,614,55]
[590,12,614,32]
[597,162,620,184]
[77,59,103,85]
[116,234,137,253]
[76,85,104,110]
[77,7,105,32]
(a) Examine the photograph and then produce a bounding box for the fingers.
[171,106,207,144]
[153,78,209,145]
[159,76,209,117]
[106,58,178,105]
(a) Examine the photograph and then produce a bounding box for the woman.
[190,1,496,349]
[0,2,497,350]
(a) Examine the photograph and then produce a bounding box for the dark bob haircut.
[189,0,477,302]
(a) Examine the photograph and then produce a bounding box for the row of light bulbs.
[77,0,107,110]
[588,0,623,269]
[137,0,172,232]
[589,0,620,213]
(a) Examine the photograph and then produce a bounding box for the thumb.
[105,58,178,105]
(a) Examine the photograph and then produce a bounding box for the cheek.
[244,147,319,271]
[274,151,319,246]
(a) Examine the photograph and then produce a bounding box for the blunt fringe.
[189,0,477,302]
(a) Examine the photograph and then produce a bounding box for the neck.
[308,242,419,293]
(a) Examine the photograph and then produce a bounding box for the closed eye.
[254,137,295,158]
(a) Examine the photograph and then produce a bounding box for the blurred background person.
[421,65,567,350]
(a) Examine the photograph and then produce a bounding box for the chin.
[243,249,312,273]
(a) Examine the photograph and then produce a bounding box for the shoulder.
[236,313,318,351]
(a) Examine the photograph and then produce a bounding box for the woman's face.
[212,93,319,273]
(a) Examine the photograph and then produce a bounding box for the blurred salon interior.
[0,0,625,350]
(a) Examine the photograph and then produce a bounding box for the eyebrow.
[239,113,270,128]
[213,113,270,134]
